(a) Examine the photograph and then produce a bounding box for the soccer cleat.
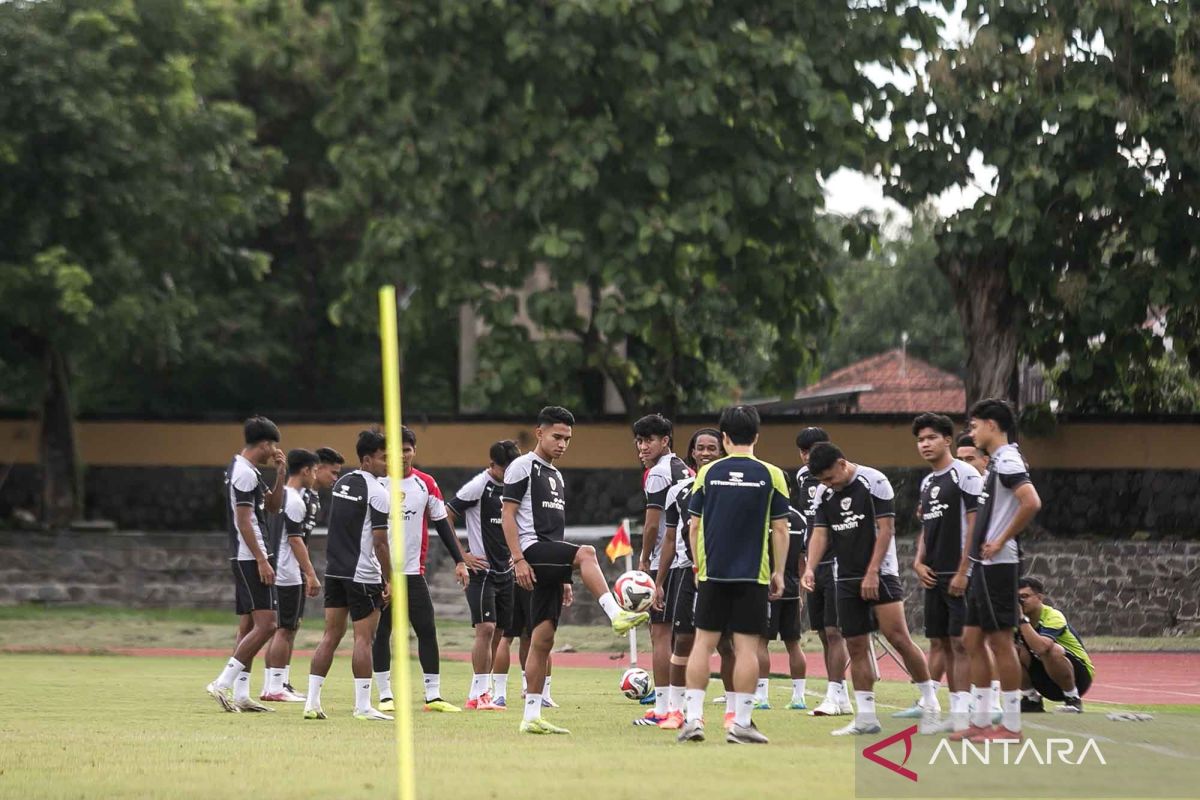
[279,687,307,703]
[206,682,238,713]
[634,711,668,726]
[918,707,944,735]
[541,696,560,709]
[723,712,736,730]
[475,694,505,711]
[233,697,275,713]
[259,691,290,703]
[282,682,305,700]
[727,721,770,744]
[378,697,395,713]
[892,701,924,719]
[353,707,394,721]
[831,719,882,736]
[657,711,684,730]
[968,725,1022,743]
[302,706,327,720]
[947,723,990,741]
[809,698,849,717]
[676,719,705,743]
[639,694,656,706]
[493,697,507,708]
[423,698,462,713]
[611,609,650,634]
[519,718,570,735]
[753,698,772,711]
[1055,696,1084,714]
[465,698,479,711]
[786,698,808,710]
[1021,695,1046,713]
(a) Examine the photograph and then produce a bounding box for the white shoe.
[233,697,275,713]
[353,707,394,721]
[838,698,854,715]
[832,719,882,736]
[279,687,307,703]
[206,682,238,713]
[918,706,944,735]
[809,698,849,717]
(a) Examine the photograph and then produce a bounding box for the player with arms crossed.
[303,430,392,721]
[446,439,522,710]
[803,442,942,737]
[633,414,691,726]
[504,406,649,735]
[949,399,1042,742]
[207,416,287,713]
[678,405,790,745]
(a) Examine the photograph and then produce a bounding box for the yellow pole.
[379,286,415,800]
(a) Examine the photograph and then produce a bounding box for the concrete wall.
[3,531,1196,637]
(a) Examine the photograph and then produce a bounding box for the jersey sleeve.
[768,465,790,519]
[868,470,896,517]
[502,458,531,504]
[420,473,448,521]
[687,467,708,518]
[1036,608,1068,639]
[284,491,306,534]
[997,453,1032,490]
[644,468,673,510]
[812,487,829,528]
[368,479,389,530]
[663,483,683,529]
[447,472,487,517]
[959,464,983,511]
[231,462,258,505]
[788,507,807,549]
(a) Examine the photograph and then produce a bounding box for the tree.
[0,0,280,523]
[316,0,944,417]
[889,0,1200,410]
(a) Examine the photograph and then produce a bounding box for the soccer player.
[757,505,808,711]
[955,433,990,474]
[795,427,853,717]
[375,425,477,713]
[802,442,942,737]
[652,427,725,730]
[503,406,649,735]
[207,416,287,713]
[677,405,790,745]
[490,587,561,708]
[633,414,691,726]
[894,413,982,730]
[1015,576,1093,713]
[260,448,325,702]
[950,398,1043,742]
[447,439,522,710]
[303,430,391,721]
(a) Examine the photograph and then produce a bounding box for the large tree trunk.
[39,342,80,527]
[940,254,1021,411]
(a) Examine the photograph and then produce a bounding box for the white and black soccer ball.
[613,570,655,612]
[620,667,653,701]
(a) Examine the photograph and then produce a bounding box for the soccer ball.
[613,570,655,612]
[620,668,653,701]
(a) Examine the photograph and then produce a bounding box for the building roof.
[790,349,965,414]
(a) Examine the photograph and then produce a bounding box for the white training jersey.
[973,443,1032,565]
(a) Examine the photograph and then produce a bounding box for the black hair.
[684,427,725,470]
[401,425,417,447]
[356,429,387,461]
[1018,576,1045,594]
[243,416,280,445]
[489,439,521,468]
[537,406,575,427]
[287,448,319,475]
[955,433,977,450]
[632,413,673,443]
[969,398,1018,439]
[718,405,760,446]
[315,447,345,465]
[795,426,830,452]
[911,412,954,439]
[806,441,845,475]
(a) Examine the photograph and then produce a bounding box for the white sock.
[791,678,807,703]
[215,657,244,689]
[354,678,372,713]
[668,685,686,714]
[375,670,393,701]
[523,693,542,722]
[262,668,272,695]
[918,680,941,712]
[1063,687,1080,700]
[599,593,621,621]
[951,691,972,731]
[755,678,769,703]
[734,692,754,727]
[269,668,286,695]
[854,691,877,725]
[1001,689,1021,732]
[282,665,291,687]
[973,686,993,728]
[685,688,706,723]
[543,675,553,701]
[521,671,528,694]
[653,687,668,716]
[492,674,509,701]
[305,674,325,709]
[830,680,846,702]
[725,693,736,715]
[234,671,251,702]
[990,679,1003,710]
[470,674,488,701]
[423,673,440,702]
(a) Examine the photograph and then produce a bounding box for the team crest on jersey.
[930,485,941,500]
[808,486,817,498]
[548,475,558,493]
[840,497,852,511]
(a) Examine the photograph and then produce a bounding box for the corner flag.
[605,520,633,563]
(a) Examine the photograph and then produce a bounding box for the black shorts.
[324,576,385,622]
[523,540,579,631]
[694,581,769,636]
[466,571,515,630]
[275,584,306,630]
[233,560,276,615]
[924,576,966,639]
[505,585,532,639]
[964,563,1019,631]
[1026,649,1093,701]
[767,596,803,641]
[648,568,669,624]
[836,573,903,638]
[665,567,697,636]
[806,562,838,630]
